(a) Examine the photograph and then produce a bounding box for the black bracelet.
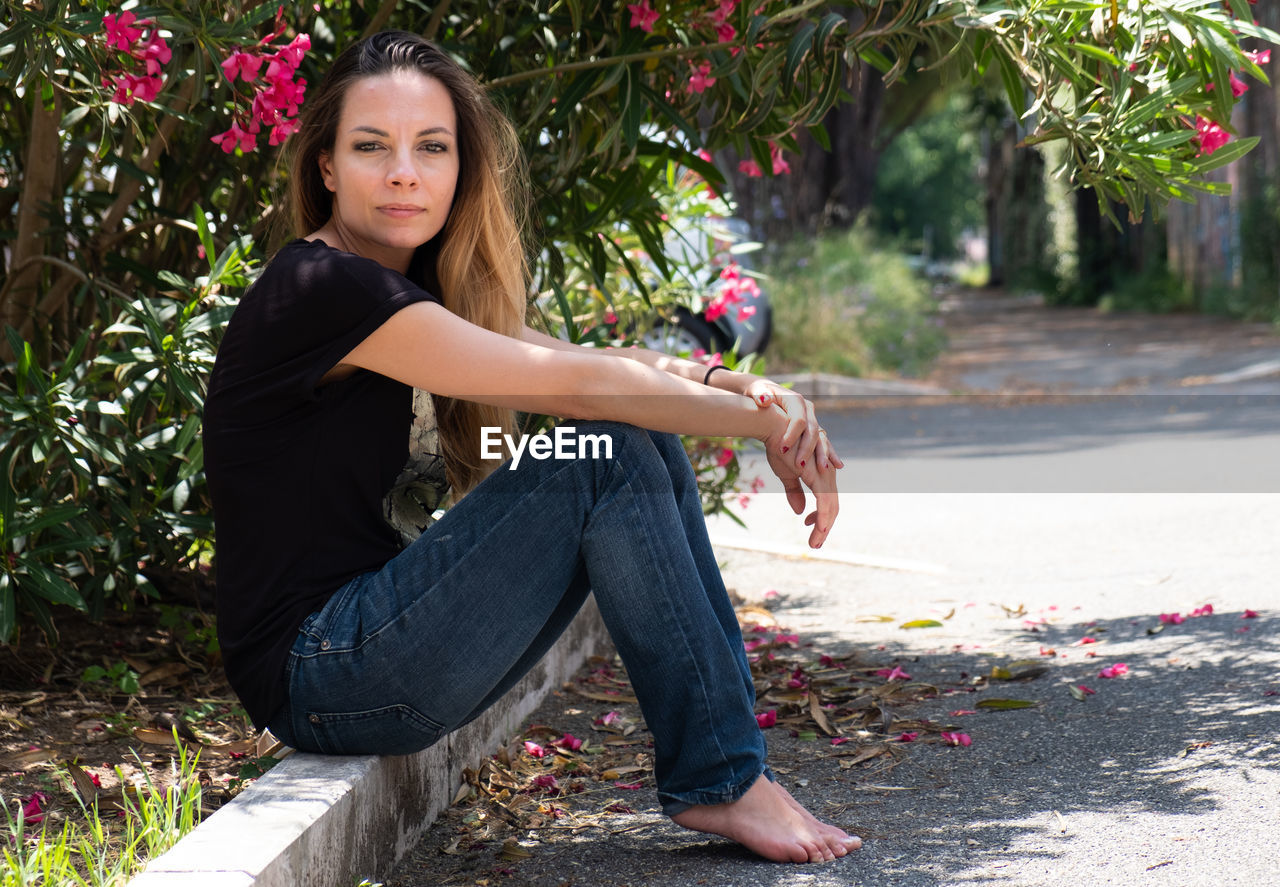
[703,364,730,386]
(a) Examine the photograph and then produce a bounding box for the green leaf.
[10,504,87,538]
[783,21,817,93]
[1068,685,1087,701]
[1192,136,1259,173]
[976,698,1040,710]
[0,573,14,644]
[1074,43,1121,67]
[995,51,1025,118]
[194,204,216,273]
[900,619,944,629]
[21,564,87,611]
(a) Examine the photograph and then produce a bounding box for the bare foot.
[671,775,862,863]
[772,780,862,848]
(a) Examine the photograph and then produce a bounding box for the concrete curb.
[770,371,950,399]
[128,599,610,887]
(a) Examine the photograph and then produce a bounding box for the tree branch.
[424,0,452,42]
[483,41,737,91]
[360,0,401,41]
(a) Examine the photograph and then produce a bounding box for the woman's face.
[318,70,460,273]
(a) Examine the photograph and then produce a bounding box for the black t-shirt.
[203,238,444,728]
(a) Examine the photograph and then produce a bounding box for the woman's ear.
[318,151,335,192]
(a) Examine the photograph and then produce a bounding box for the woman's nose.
[387,149,419,187]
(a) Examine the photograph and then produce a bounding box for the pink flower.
[269,117,301,146]
[594,710,621,726]
[769,142,791,175]
[1245,49,1271,66]
[221,50,265,83]
[774,633,798,645]
[756,709,777,728]
[20,791,48,824]
[532,774,559,790]
[1193,116,1231,156]
[274,33,311,71]
[738,159,763,177]
[712,0,739,23]
[1243,609,1260,619]
[137,32,171,74]
[875,665,912,681]
[689,60,716,94]
[737,304,756,321]
[1078,684,1097,695]
[627,1,659,32]
[552,733,583,751]
[940,732,972,747]
[1229,71,1249,97]
[717,447,735,467]
[211,120,258,154]
[716,21,737,42]
[1098,662,1129,679]
[1159,612,1185,625]
[896,731,918,742]
[524,740,547,758]
[103,11,144,52]
[1190,604,1214,617]
[1077,636,1097,645]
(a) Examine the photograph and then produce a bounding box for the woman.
[202,30,859,863]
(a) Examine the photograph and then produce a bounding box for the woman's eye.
[420,142,446,153]
[354,142,382,152]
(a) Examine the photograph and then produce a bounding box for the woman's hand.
[753,381,842,549]
[745,379,844,476]
[762,427,840,549]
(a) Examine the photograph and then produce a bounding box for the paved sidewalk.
[389,502,1280,886]
[925,289,1280,395]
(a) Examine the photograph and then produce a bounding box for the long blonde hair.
[288,31,529,496]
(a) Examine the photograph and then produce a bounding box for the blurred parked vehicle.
[641,216,772,359]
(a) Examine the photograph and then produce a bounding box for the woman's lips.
[378,205,425,218]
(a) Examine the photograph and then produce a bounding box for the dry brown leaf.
[65,761,101,805]
[837,744,889,769]
[569,686,639,705]
[139,662,190,687]
[1,747,57,768]
[808,692,834,736]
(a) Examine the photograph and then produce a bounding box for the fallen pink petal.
[1078,684,1097,695]
[614,780,644,790]
[896,732,919,742]
[1098,663,1129,679]
[531,774,559,790]
[1076,636,1098,645]
[1190,604,1214,617]
[1243,609,1260,619]
[553,733,583,751]
[524,741,547,758]
[940,732,972,747]
[949,710,978,716]
[756,709,777,728]
[830,737,850,746]
[1159,613,1185,625]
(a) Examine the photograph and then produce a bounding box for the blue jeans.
[267,422,768,815]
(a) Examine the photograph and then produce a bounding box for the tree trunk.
[3,92,61,345]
